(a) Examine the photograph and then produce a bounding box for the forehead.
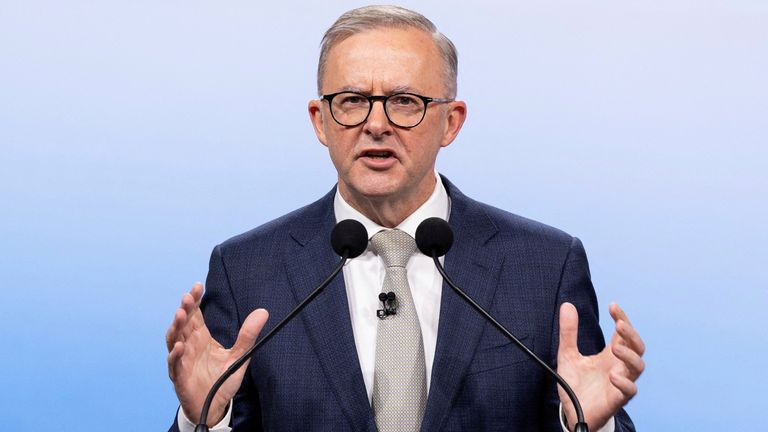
[322,27,444,95]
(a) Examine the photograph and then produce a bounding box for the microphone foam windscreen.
[331,219,368,258]
[415,217,453,257]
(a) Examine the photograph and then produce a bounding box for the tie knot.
[370,229,417,268]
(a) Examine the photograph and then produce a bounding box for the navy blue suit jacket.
[170,177,635,431]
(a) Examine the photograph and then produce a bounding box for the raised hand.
[166,283,269,426]
[557,302,645,431]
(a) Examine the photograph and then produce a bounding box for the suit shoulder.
[442,175,577,250]
[467,199,588,279]
[485,203,572,239]
[472,199,578,251]
[215,189,334,256]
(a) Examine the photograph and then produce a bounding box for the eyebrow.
[334,85,423,95]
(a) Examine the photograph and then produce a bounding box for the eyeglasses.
[321,91,454,128]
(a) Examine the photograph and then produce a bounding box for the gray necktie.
[370,229,427,432]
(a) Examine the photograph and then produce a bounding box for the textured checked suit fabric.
[168,178,637,431]
[369,229,427,432]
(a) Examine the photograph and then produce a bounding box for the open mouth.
[361,150,394,159]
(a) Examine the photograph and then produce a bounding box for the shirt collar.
[333,171,450,240]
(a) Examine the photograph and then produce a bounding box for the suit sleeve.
[544,237,636,432]
[168,245,263,432]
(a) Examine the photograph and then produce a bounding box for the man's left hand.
[557,302,645,431]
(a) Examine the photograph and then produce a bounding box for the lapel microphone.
[195,219,368,432]
[415,217,590,432]
[376,291,398,318]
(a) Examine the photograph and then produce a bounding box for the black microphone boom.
[195,219,368,431]
[415,217,590,432]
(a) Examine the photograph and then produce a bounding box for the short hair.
[317,5,458,98]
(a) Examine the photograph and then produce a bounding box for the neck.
[339,177,438,228]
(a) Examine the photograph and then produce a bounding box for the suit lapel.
[281,180,505,431]
[421,180,503,432]
[284,197,375,431]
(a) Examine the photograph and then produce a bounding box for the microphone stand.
[195,250,350,432]
[429,251,590,432]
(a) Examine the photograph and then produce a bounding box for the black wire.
[431,252,589,432]
[195,251,349,431]
[195,248,589,431]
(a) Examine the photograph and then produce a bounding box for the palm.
[176,325,243,422]
[167,283,269,426]
[558,341,626,428]
[556,303,645,431]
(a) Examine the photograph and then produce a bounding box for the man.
[166,5,645,432]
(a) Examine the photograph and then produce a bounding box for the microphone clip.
[376,291,397,319]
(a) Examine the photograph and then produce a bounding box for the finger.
[167,341,186,382]
[612,343,645,380]
[231,309,270,357]
[178,293,207,339]
[558,302,580,357]
[609,303,632,326]
[180,292,197,315]
[610,371,638,400]
[616,319,646,356]
[167,285,200,347]
[166,307,188,352]
[190,282,204,306]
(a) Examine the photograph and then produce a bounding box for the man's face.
[309,27,466,218]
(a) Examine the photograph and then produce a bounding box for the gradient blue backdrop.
[1,1,766,430]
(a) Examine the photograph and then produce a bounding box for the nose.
[363,99,393,137]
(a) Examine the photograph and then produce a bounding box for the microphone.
[195,219,368,432]
[415,217,590,432]
[376,291,398,318]
[331,219,368,258]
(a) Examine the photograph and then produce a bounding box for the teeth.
[365,151,391,158]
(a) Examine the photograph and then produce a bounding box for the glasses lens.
[330,92,370,126]
[386,94,426,128]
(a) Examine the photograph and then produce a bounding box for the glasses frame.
[321,91,454,128]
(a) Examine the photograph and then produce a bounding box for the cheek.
[403,132,443,166]
[326,138,356,168]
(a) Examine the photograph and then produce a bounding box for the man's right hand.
[166,283,269,426]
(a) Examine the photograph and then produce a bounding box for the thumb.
[232,308,269,356]
[558,302,580,358]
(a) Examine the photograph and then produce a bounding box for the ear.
[308,99,329,147]
[440,101,467,148]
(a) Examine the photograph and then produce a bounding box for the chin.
[357,186,401,200]
[347,178,403,201]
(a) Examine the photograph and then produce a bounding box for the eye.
[339,94,367,106]
[390,94,417,106]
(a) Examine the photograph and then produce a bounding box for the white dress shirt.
[177,173,614,432]
[334,172,449,402]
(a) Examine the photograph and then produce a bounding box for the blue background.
[1,1,766,430]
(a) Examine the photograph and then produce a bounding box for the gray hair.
[317,5,458,98]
